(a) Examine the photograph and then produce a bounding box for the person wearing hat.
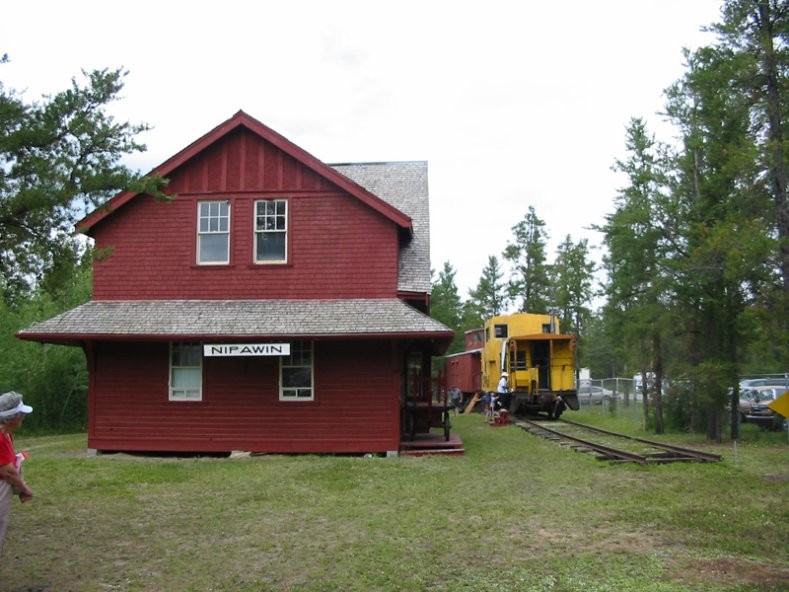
[0,391,34,558]
[497,372,511,410]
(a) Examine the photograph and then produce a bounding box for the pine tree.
[601,118,674,432]
[552,236,595,338]
[664,10,776,439]
[430,261,465,354]
[503,206,551,313]
[0,66,168,304]
[468,255,509,320]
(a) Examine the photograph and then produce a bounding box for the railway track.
[514,417,723,464]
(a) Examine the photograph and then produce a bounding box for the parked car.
[739,387,786,430]
[577,385,617,404]
[739,378,789,390]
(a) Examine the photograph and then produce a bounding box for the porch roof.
[17,299,453,348]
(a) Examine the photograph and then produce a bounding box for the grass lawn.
[0,411,787,591]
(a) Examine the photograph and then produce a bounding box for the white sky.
[2,0,722,301]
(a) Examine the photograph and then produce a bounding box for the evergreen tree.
[712,0,789,291]
[708,0,789,374]
[551,236,596,338]
[600,1,787,440]
[579,313,620,381]
[0,66,169,304]
[503,206,551,313]
[468,255,509,320]
[430,261,465,354]
[0,63,167,431]
[601,118,674,432]
[664,18,775,440]
[0,253,92,432]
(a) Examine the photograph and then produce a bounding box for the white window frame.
[280,341,313,401]
[169,342,203,401]
[197,200,231,264]
[254,198,288,263]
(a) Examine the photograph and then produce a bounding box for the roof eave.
[17,330,454,346]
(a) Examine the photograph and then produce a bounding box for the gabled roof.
[17,299,453,346]
[77,111,413,235]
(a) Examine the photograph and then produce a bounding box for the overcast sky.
[2,0,723,300]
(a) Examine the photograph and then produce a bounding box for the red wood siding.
[465,328,484,351]
[170,128,331,195]
[445,351,481,395]
[88,340,402,453]
[90,129,400,300]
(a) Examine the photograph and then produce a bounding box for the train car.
[445,349,481,395]
[444,328,484,396]
[481,312,579,419]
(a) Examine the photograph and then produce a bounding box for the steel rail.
[515,419,650,464]
[558,418,723,463]
[515,418,723,464]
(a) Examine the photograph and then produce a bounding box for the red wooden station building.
[18,111,454,456]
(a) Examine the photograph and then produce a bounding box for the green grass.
[1,415,787,592]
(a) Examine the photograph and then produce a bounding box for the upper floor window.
[255,199,287,263]
[170,342,202,401]
[280,341,313,401]
[197,201,230,264]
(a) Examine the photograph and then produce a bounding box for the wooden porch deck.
[398,432,465,456]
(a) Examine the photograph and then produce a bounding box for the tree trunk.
[707,403,722,443]
[640,369,650,429]
[730,384,741,441]
[757,2,789,290]
[652,333,665,434]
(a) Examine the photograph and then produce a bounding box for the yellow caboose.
[481,312,579,419]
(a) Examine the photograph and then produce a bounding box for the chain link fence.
[577,377,646,423]
[578,374,789,432]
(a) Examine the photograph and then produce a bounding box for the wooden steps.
[399,432,465,456]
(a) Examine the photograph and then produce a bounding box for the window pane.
[200,234,229,263]
[172,367,201,389]
[290,343,309,365]
[181,346,201,366]
[284,388,311,398]
[256,201,274,217]
[283,367,311,389]
[256,233,285,261]
[174,388,201,400]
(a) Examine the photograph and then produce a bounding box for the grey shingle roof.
[18,299,453,342]
[331,162,431,294]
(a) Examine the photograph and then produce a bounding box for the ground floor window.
[280,341,313,400]
[170,342,202,401]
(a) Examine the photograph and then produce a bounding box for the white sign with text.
[203,343,291,357]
